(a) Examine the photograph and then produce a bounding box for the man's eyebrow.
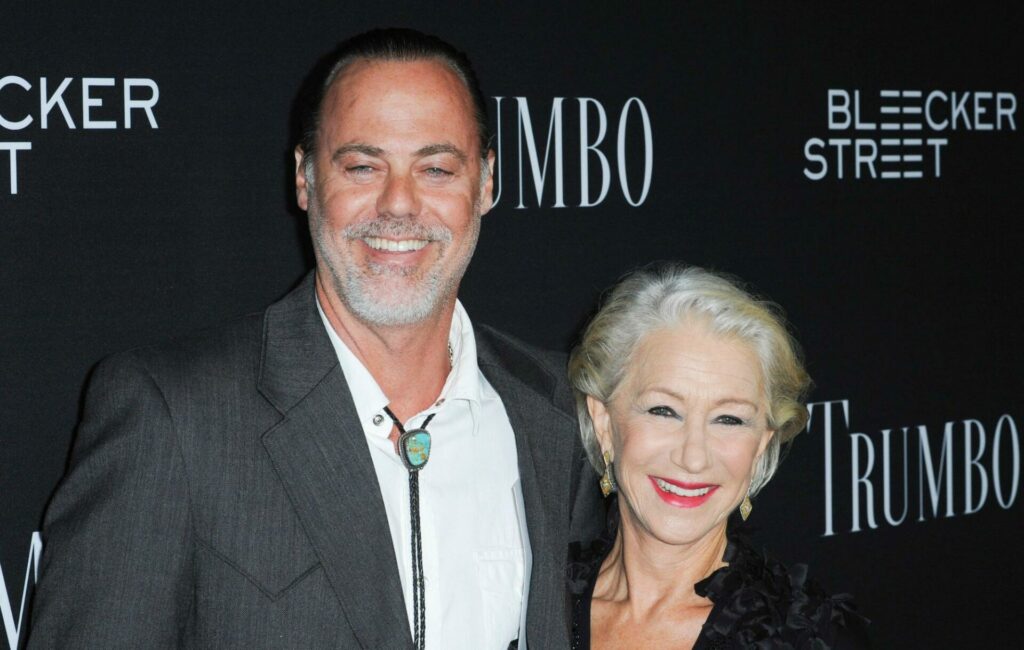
[415,143,468,164]
[331,143,384,161]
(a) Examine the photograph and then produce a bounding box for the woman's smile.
[650,476,719,507]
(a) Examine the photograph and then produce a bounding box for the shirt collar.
[316,298,390,437]
[444,300,483,406]
[315,297,484,438]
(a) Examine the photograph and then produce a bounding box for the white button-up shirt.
[318,299,528,649]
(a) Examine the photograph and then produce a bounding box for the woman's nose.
[672,421,712,474]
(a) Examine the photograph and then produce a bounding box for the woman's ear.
[756,429,775,459]
[587,395,614,454]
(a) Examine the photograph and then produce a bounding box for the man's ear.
[478,149,496,216]
[294,146,310,211]
[587,395,614,454]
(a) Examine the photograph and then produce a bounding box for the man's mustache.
[343,216,453,243]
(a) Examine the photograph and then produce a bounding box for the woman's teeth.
[655,478,712,497]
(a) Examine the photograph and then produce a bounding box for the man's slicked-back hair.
[297,28,491,167]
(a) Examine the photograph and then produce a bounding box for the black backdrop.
[3,2,1022,647]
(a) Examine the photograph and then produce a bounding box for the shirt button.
[372,414,385,426]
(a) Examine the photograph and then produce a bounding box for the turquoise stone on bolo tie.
[400,428,432,471]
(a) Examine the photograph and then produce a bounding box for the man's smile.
[362,236,430,252]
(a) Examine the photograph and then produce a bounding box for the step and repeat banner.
[2,2,1021,647]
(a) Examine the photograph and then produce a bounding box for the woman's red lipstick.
[649,476,718,508]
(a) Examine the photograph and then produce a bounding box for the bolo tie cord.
[383,406,435,650]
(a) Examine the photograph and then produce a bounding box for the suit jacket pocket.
[192,477,320,599]
[195,535,320,599]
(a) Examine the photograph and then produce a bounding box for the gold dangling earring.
[600,450,616,497]
[739,494,753,521]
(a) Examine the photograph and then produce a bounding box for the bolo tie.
[383,405,435,650]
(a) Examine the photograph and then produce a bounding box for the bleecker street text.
[0,75,160,195]
[803,89,1016,181]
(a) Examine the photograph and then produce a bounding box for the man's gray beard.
[309,199,480,327]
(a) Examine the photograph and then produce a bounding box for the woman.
[567,264,868,649]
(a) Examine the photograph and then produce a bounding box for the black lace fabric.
[568,507,870,649]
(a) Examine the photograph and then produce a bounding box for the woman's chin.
[623,499,728,548]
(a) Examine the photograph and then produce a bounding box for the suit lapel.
[476,326,578,642]
[255,279,579,646]
[258,274,411,648]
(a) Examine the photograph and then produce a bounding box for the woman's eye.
[648,405,678,418]
[714,414,746,426]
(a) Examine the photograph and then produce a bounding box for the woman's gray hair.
[567,263,811,496]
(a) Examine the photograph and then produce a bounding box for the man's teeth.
[655,478,712,497]
[364,237,429,252]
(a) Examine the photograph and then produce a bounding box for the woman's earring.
[739,494,753,521]
[600,450,617,497]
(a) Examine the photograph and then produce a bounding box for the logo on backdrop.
[2,87,652,205]
[0,76,160,195]
[490,96,654,208]
[0,532,41,650]
[803,89,1018,180]
[807,400,1020,537]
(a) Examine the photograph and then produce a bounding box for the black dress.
[568,509,869,649]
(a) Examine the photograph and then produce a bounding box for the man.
[29,29,603,648]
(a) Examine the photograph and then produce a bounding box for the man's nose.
[376,171,421,218]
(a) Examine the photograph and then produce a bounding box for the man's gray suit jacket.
[29,273,604,648]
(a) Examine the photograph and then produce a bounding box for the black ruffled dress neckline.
[568,505,869,649]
